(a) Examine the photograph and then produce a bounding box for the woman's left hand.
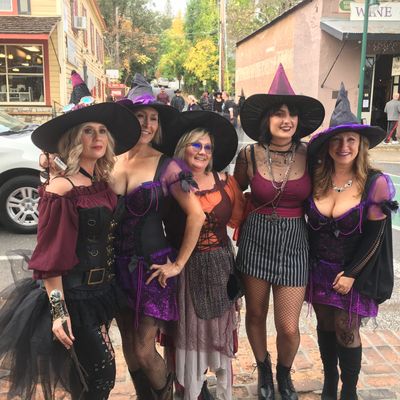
[146,257,182,288]
[332,271,355,295]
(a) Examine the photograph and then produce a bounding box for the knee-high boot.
[276,363,298,400]
[337,344,362,400]
[129,369,153,400]
[317,329,339,400]
[256,352,274,400]
[151,372,174,400]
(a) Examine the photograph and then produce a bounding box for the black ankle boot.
[151,372,174,400]
[317,329,339,400]
[337,344,361,400]
[198,379,214,400]
[256,353,274,400]
[276,363,298,400]
[129,369,153,400]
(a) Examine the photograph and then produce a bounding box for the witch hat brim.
[117,99,179,155]
[168,111,238,171]
[308,123,386,157]
[240,94,325,141]
[31,102,141,155]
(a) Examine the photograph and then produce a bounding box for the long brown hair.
[313,135,373,199]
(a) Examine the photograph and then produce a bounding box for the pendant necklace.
[332,179,353,193]
[79,167,95,182]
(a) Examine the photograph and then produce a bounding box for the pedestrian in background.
[187,95,202,111]
[213,91,224,114]
[222,91,238,127]
[306,83,396,400]
[383,92,400,143]
[69,70,91,105]
[171,89,185,112]
[157,86,171,105]
[199,90,213,111]
[234,64,325,400]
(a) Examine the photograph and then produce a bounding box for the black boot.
[151,372,174,400]
[129,369,153,400]
[276,363,298,400]
[317,329,339,400]
[256,353,274,400]
[198,379,214,400]
[337,344,362,400]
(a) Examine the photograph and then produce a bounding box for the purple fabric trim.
[309,123,373,144]
[125,92,157,104]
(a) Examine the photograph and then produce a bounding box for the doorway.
[371,54,393,129]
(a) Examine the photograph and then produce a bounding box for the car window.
[0,111,27,134]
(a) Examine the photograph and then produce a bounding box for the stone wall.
[2,106,54,124]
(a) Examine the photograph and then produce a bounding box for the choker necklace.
[269,140,293,148]
[79,167,95,182]
[332,179,353,193]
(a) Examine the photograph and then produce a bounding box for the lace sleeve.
[234,146,250,191]
[159,158,198,195]
[366,174,397,220]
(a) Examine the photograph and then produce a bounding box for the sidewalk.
[106,306,400,400]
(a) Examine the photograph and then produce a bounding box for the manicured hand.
[146,257,182,288]
[52,316,74,349]
[332,271,355,295]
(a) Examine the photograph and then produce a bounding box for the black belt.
[63,267,115,289]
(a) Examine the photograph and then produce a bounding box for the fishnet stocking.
[116,310,168,390]
[313,304,361,348]
[273,285,306,367]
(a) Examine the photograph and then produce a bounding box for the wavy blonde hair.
[313,134,371,199]
[174,128,214,172]
[57,123,116,182]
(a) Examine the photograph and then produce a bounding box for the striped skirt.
[236,212,309,286]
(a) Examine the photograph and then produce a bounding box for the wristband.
[49,289,69,322]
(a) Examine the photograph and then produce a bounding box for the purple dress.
[114,157,191,326]
[306,173,395,318]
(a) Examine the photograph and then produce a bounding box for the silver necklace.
[332,179,353,193]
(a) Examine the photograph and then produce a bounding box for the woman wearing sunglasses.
[113,75,205,399]
[164,111,243,399]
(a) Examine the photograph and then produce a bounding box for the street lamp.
[357,0,380,121]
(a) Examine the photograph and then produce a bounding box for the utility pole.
[219,0,226,91]
[115,6,120,70]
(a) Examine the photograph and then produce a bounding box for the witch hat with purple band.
[117,73,179,155]
[308,82,386,157]
[240,63,325,141]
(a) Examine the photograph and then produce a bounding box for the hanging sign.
[351,2,400,21]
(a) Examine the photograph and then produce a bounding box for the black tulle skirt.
[0,278,126,399]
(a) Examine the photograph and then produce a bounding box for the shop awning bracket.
[321,40,347,88]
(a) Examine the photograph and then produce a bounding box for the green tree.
[157,15,188,86]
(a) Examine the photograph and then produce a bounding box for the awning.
[320,19,400,41]
[0,16,60,39]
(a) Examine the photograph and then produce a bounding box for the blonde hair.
[313,134,371,199]
[57,122,116,182]
[174,128,214,172]
[187,95,198,103]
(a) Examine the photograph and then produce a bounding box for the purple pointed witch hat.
[308,82,386,157]
[240,63,325,141]
[117,73,179,155]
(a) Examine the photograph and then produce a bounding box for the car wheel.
[0,175,40,234]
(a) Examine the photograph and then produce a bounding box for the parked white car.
[0,111,41,233]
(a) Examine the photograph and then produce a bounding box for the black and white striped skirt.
[236,212,309,286]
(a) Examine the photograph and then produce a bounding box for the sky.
[151,0,187,16]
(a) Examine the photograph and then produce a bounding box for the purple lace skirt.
[306,259,378,318]
[115,247,178,324]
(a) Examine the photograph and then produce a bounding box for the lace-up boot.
[276,363,298,400]
[337,344,361,400]
[256,352,274,399]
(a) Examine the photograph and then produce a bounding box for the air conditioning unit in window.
[73,16,87,30]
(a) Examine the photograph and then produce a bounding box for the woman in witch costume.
[164,111,244,400]
[306,83,396,400]
[234,64,325,400]
[113,76,205,399]
[0,102,141,399]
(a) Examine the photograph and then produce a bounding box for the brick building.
[235,0,400,130]
[0,0,107,123]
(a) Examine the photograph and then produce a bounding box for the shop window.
[82,6,88,46]
[18,0,30,14]
[0,44,45,103]
[90,20,95,55]
[362,56,374,112]
[0,0,12,11]
[70,0,78,33]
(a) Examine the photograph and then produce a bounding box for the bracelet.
[49,289,69,322]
